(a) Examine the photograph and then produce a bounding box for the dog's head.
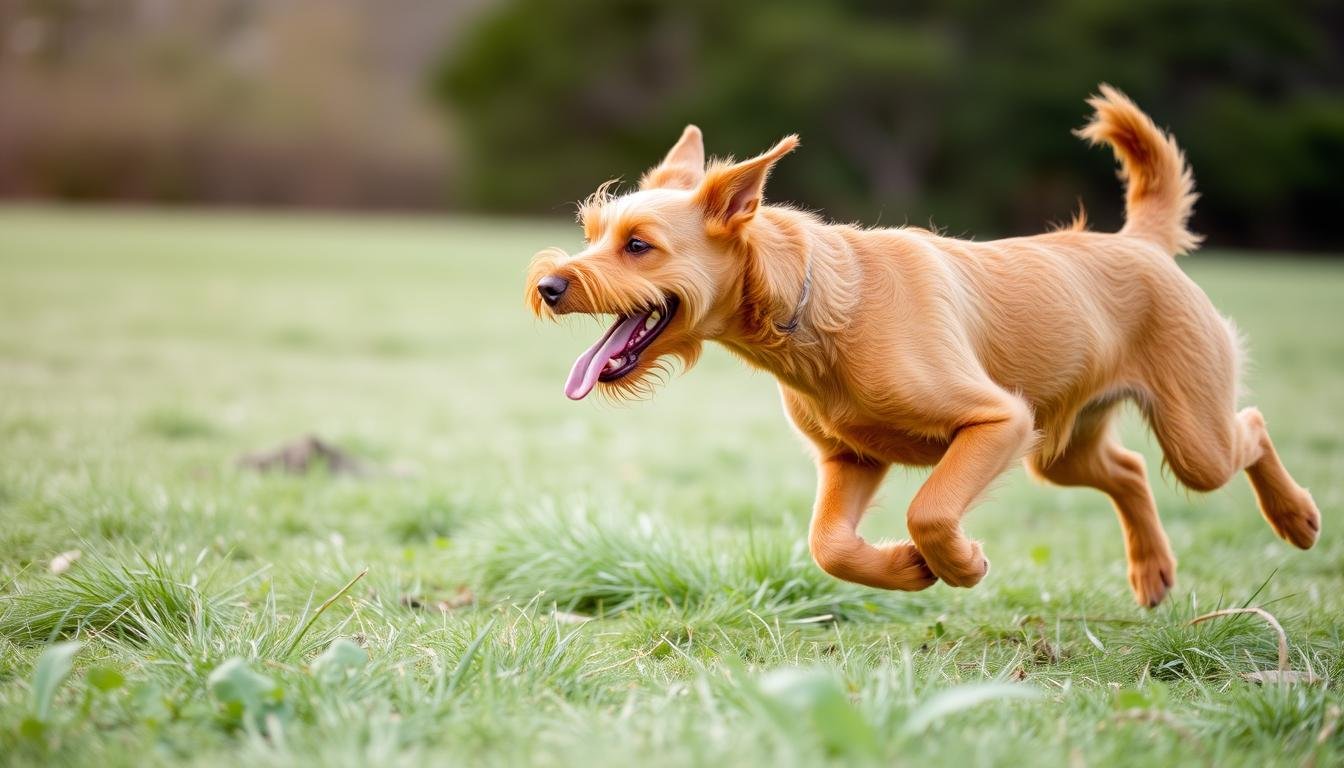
[526,126,798,400]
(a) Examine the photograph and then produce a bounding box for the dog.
[525,85,1320,607]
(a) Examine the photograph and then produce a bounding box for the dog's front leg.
[808,454,938,591]
[906,399,1035,587]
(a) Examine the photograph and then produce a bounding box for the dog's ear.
[640,125,705,190]
[696,135,798,235]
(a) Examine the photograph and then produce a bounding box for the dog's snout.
[538,275,569,307]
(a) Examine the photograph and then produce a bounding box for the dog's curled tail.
[1075,84,1202,255]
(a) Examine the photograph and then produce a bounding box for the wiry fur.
[525,85,1320,607]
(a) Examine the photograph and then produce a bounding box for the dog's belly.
[782,386,951,466]
[833,425,951,465]
[830,422,950,467]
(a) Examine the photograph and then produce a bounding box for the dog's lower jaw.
[591,332,706,402]
[563,296,681,400]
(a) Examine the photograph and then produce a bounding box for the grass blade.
[30,641,82,721]
[902,682,1041,734]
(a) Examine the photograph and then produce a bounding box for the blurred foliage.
[439,0,1344,249]
[0,0,463,209]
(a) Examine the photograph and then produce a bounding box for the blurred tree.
[439,0,1344,249]
[0,0,469,209]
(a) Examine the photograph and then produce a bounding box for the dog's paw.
[1128,552,1176,608]
[927,539,990,588]
[879,541,938,591]
[1263,487,1320,550]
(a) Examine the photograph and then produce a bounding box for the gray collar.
[774,255,814,334]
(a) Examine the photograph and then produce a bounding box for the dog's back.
[834,86,1213,458]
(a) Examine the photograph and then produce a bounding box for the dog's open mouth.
[564,296,680,400]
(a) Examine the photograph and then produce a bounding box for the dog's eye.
[624,238,652,255]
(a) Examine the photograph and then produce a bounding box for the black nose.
[537,275,569,307]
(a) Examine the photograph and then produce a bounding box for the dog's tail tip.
[1076,84,1202,256]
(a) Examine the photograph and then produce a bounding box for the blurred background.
[1,0,1341,249]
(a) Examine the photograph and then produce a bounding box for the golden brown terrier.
[525,85,1320,607]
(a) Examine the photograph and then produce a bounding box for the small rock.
[1241,670,1323,685]
[401,585,475,613]
[237,435,372,476]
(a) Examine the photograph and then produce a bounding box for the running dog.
[524,85,1320,606]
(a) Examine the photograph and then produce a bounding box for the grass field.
[1,205,1342,766]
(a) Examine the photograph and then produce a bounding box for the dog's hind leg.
[1028,401,1175,607]
[1239,409,1321,548]
[1142,323,1320,549]
[1151,399,1320,549]
[807,455,939,591]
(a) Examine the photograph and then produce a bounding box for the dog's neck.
[714,207,860,395]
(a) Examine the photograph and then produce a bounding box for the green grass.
[0,205,1341,766]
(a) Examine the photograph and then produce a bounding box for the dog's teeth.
[645,315,657,330]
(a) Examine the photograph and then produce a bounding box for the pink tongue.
[564,313,647,400]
